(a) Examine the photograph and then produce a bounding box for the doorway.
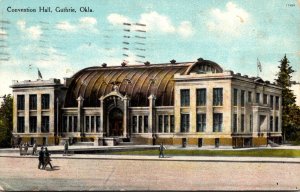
[108,108,123,137]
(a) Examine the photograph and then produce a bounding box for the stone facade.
[11,60,282,147]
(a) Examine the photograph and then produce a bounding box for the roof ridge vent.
[170,59,176,64]
[102,63,107,68]
[144,61,150,66]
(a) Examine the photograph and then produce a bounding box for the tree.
[275,55,299,142]
[0,94,13,147]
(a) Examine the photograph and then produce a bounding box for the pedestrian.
[32,141,37,155]
[43,147,53,169]
[63,140,69,156]
[152,134,157,145]
[24,142,29,155]
[159,143,166,158]
[38,146,45,169]
[19,143,23,156]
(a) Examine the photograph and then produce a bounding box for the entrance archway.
[108,108,123,136]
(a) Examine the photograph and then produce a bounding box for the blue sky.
[0,0,299,95]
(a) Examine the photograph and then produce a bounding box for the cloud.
[17,20,42,40]
[178,21,195,38]
[56,17,99,33]
[206,2,250,36]
[107,13,130,25]
[139,11,175,33]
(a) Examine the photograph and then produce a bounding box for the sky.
[0,0,299,97]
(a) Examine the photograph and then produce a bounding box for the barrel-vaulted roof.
[64,59,223,107]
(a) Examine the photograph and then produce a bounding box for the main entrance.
[108,108,123,137]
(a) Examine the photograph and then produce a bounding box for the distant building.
[10,59,282,147]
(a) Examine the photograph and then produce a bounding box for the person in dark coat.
[43,147,53,169]
[38,146,45,169]
[159,143,166,158]
[63,140,69,156]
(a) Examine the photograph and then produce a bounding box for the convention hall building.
[11,58,282,147]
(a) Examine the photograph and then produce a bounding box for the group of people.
[19,142,38,156]
[38,146,53,170]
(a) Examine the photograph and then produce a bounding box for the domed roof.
[64,59,223,107]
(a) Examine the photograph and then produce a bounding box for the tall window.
[275,117,279,132]
[96,116,100,132]
[17,117,25,133]
[213,88,223,106]
[63,116,67,132]
[132,116,137,133]
[241,114,245,132]
[41,116,49,133]
[263,94,268,104]
[270,116,273,132]
[180,114,190,132]
[170,115,175,133]
[241,90,245,107]
[248,91,252,102]
[29,95,37,110]
[85,116,90,132]
[144,116,148,133]
[275,96,279,110]
[250,115,253,132]
[164,115,169,133]
[233,89,238,106]
[74,116,78,132]
[138,116,142,133]
[213,113,223,132]
[17,95,25,110]
[41,94,50,109]
[69,116,73,132]
[91,116,95,132]
[180,89,190,106]
[29,116,37,133]
[256,93,260,103]
[158,115,163,133]
[233,114,237,132]
[270,95,274,109]
[196,89,206,106]
[196,113,206,132]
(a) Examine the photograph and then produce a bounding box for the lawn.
[109,149,300,158]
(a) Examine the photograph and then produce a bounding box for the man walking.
[159,143,166,158]
[38,146,45,169]
[63,140,69,156]
[32,141,37,155]
[43,147,53,169]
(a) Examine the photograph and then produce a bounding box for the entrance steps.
[73,142,94,146]
[268,140,280,147]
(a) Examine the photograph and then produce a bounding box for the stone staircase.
[268,140,280,147]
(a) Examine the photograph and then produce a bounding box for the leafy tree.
[0,94,13,147]
[275,55,299,142]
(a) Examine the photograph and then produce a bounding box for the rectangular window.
[17,95,25,110]
[96,116,100,132]
[41,116,49,133]
[144,116,148,133]
[256,93,260,103]
[158,115,163,133]
[196,113,206,132]
[270,116,273,132]
[91,116,95,132]
[196,88,206,106]
[250,115,253,132]
[29,116,37,133]
[233,89,238,106]
[74,116,78,132]
[270,95,274,109]
[29,95,37,110]
[275,117,279,132]
[180,114,190,132]
[170,115,175,133]
[164,115,169,133]
[68,116,72,132]
[241,90,245,107]
[17,116,25,133]
[213,113,223,132]
[180,89,190,106]
[138,116,142,133]
[63,116,67,132]
[132,116,137,133]
[213,88,223,106]
[263,94,268,104]
[241,114,245,132]
[248,91,252,102]
[41,94,50,109]
[85,116,90,132]
[275,96,279,110]
[233,114,237,132]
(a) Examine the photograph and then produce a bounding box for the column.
[37,94,42,133]
[49,92,55,133]
[278,96,282,132]
[237,89,241,132]
[13,93,17,133]
[190,88,196,133]
[99,97,104,134]
[206,88,213,133]
[123,96,129,137]
[24,93,30,133]
[77,96,84,136]
[148,94,156,133]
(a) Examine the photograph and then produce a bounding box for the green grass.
[109,149,300,158]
